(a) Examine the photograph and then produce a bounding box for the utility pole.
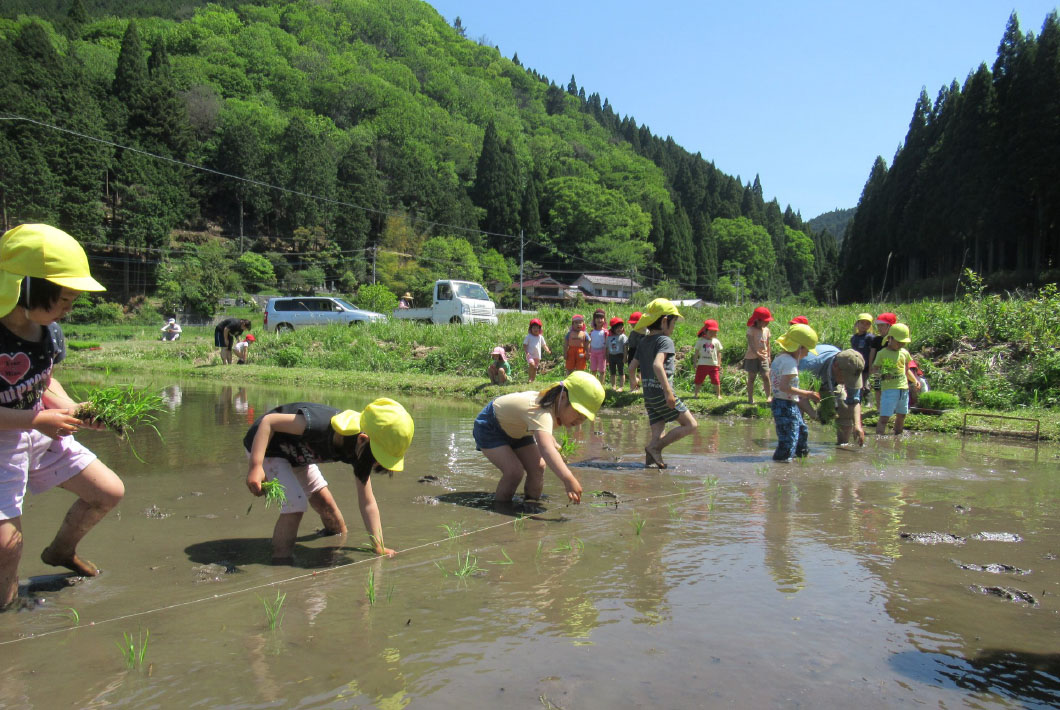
[519,229,524,312]
[371,246,377,285]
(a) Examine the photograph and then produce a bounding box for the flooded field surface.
[3,378,1059,708]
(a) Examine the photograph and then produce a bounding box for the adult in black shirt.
[214,318,251,364]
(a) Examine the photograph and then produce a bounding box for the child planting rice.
[244,399,414,563]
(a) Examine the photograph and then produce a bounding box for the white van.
[264,296,386,332]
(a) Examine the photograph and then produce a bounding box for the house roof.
[575,274,642,288]
[513,277,569,288]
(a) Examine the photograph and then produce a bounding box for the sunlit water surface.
[2,377,1058,709]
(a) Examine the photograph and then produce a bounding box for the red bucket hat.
[875,312,897,325]
[628,311,642,324]
[747,306,773,326]
[698,319,719,336]
[245,334,256,342]
[529,318,542,327]
[789,315,809,325]
[609,316,624,327]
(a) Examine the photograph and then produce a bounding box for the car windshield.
[335,298,358,311]
[453,282,489,300]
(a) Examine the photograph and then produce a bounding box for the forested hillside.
[0,0,838,314]
[806,208,853,243]
[840,11,1060,300]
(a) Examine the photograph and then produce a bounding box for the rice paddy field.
[3,378,1058,708]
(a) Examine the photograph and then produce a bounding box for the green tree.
[711,216,777,298]
[471,121,521,253]
[356,282,398,314]
[237,252,275,291]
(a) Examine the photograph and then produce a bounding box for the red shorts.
[695,365,721,386]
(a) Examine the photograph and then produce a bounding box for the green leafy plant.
[260,590,286,630]
[916,391,959,410]
[261,479,287,509]
[116,629,149,670]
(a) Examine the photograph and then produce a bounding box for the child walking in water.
[630,299,698,469]
[523,318,550,384]
[625,311,643,391]
[868,312,897,409]
[693,319,723,398]
[0,225,125,610]
[473,371,604,505]
[244,398,414,562]
[850,313,874,402]
[606,317,627,391]
[873,323,919,435]
[588,309,608,383]
[744,306,773,404]
[769,323,821,461]
[564,314,589,375]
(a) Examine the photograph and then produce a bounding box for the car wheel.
[276,323,294,333]
[450,316,462,324]
[348,319,364,326]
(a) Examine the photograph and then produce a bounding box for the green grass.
[116,629,149,670]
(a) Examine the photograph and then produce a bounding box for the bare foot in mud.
[40,547,99,577]
[644,446,667,469]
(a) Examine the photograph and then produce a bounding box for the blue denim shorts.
[879,388,910,417]
[473,402,535,451]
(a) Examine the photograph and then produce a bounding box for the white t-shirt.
[523,333,547,360]
[606,332,627,355]
[695,337,722,366]
[233,341,249,358]
[589,328,607,351]
[769,352,800,401]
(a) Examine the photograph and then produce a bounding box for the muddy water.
[2,378,1059,709]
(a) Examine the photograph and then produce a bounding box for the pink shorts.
[249,453,329,515]
[0,429,98,520]
[590,349,607,372]
[526,354,541,367]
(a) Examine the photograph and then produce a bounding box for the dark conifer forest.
[839,12,1060,300]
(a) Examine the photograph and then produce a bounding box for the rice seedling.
[535,540,544,558]
[116,628,149,670]
[440,521,464,538]
[260,590,286,630]
[556,431,579,461]
[667,503,682,521]
[365,569,376,606]
[489,548,514,565]
[52,607,79,625]
[260,479,287,509]
[513,514,527,531]
[75,385,166,462]
[707,492,717,512]
[75,385,164,440]
[754,465,769,477]
[630,513,646,535]
[386,582,396,603]
[704,476,719,489]
[551,537,583,553]
[453,550,482,578]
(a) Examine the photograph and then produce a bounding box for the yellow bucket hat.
[362,398,414,472]
[856,312,874,323]
[0,224,104,317]
[562,371,605,421]
[776,323,819,354]
[887,323,911,344]
[632,298,682,333]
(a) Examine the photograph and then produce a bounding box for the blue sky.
[428,0,1059,220]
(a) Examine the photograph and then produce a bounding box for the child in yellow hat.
[244,398,414,561]
[770,323,822,461]
[473,371,604,506]
[629,298,698,468]
[873,323,919,435]
[0,224,123,610]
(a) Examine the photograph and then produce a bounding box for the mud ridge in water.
[901,531,966,545]
[970,532,1023,542]
[971,585,1038,605]
[953,560,1031,574]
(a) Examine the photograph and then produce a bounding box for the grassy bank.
[62,290,1060,441]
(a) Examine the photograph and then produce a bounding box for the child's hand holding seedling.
[246,463,266,496]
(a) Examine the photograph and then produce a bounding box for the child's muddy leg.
[271,512,303,562]
[309,487,347,535]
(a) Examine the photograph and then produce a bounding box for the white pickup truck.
[392,280,498,325]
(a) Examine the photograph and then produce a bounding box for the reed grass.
[116,629,149,670]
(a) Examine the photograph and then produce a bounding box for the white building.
[572,274,641,302]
